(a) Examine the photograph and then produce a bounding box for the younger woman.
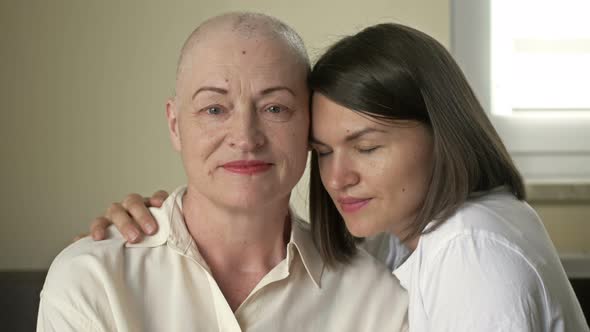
[306,23,587,331]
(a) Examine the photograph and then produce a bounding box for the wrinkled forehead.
[176,30,308,97]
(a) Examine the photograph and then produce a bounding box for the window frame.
[450,0,590,182]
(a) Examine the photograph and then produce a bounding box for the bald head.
[176,12,310,87]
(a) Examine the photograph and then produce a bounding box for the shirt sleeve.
[421,233,548,332]
[37,292,102,332]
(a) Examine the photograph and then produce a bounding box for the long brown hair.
[309,23,525,266]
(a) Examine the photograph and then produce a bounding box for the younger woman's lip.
[338,198,372,213]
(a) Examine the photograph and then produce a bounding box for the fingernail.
[145,223,155,234]
[127,229,139,242]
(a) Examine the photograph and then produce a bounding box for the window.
[451,0,590,182]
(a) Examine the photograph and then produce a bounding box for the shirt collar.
[393,256,411,290]
[288,213,325,288]
[127,186,325,288]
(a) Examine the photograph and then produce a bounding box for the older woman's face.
[310,93,433,238]
[166,29,310,211]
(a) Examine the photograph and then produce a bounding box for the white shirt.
[37,186,408,332]
[390,190,589,332]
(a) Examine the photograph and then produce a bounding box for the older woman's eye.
[260,104,294,122]
[205,106,224,115]
[266,105,283,113]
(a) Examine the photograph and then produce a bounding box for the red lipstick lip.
[222,160,272,175]
[337,197,372,213]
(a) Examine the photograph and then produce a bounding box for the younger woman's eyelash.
[358,147,379,154]
[312,147,332,157]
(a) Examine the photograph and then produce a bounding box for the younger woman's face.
[310,93,434,238]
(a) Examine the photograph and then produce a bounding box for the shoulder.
[422,193,546,289]
[350,247,398,276]
[415,192,549,305]
[444,190,537,231]
[418,225,549,308]
[42,228,127,296]
[49,225,127,267]
[422,191,543,257]
[39,230,131,331]
[337,247,407,299]
[326,248,409,324]
[293,216,408,318]
[417,233,549,330]
[292,217,396,282]
[297,214,406,298]
[291,215,395,276]
[425,231,543,288]
[408,192,569,329]
[458,190,539,227]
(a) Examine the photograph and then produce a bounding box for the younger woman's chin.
[343,218,382,238]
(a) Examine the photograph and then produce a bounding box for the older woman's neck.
[181,189,291,311]
[181,189,291,272]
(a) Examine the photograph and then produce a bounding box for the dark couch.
[1,271,588,331]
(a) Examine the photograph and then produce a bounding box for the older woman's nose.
[228,106,266,152]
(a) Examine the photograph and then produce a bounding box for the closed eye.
[316,150,332,157]
[310,145,332,157]
[358,146,379,154]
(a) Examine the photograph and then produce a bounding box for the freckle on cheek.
[402,188,406,192]
[242,50,246,55]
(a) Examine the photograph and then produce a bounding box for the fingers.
[90,217,112,241]
[88,190,166,243]
[106,202,142,243]
[147,190,169,207]
[122,193,158,236]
